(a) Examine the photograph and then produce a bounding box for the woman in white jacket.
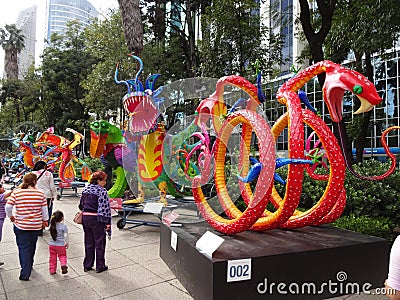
[32,161,57,231]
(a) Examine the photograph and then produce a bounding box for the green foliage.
[333,215,395,241]
[41,21,98,132]
[274,159,400,239]
[82,157,104,172]
[326,0,400,61]
[199,0,282,79]
[81,10,128,119]
[343,160,400,224]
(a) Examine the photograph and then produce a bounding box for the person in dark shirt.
[78,170,111,273]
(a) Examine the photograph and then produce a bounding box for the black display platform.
[160,221,391,300]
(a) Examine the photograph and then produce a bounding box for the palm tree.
[0,24,25,79]
[117,0,143,55]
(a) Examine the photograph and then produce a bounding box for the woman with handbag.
[78,170,111,273]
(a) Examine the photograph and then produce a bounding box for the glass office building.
[259,0,400,155]
[262,48,400,154]
[45,0,98,43]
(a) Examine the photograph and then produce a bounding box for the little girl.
[49,210,69,275]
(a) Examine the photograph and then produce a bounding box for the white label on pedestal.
[170,231,177,251]
[227,258,251,282]
[143,202,163,214]
[195,231,224,259]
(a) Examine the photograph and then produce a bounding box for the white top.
[49,222,69,246]
[388,236,400,291]
[34,170,57,199]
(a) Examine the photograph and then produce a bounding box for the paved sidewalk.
[0,187,390,299]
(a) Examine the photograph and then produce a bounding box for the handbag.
[73,211,83,224]
[74,195,85,224]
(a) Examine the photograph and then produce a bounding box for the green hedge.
[333,214,395,241]
[271,159,400,240]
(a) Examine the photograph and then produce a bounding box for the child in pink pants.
[49,210,69,274]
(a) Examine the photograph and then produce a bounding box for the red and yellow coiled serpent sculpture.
[191,60,399,234]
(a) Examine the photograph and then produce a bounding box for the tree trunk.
[154,0,166,43]
[117,0,143,55]
[185,0,197,77]
[5,49,19,79]
[298,0,337,86]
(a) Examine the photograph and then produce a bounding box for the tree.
[199,0,277,79]
[82,10,129,119]
[298,0,336,84]
[0,24,25,79]
[0,65,41,129]
[325,0,400,163]
[117,0,144,55]
[40,21,98,133]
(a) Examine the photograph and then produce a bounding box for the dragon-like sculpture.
[190,60,399,234]
[91,54,201,205]
[89,119,199,204]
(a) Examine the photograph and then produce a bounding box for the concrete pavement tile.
[64,241,86,259]
[67,249,135,276]
[106,281,193,300]
[106,233,155,250]
[64,256,85,275]
[5,277,101,300]
[131,229,162,244]
[64,231,84,246]
[0,241,18,256]
[64,223,85,234]
[1,263,79,293]
[1,221,16,243]
[0,294,5,300]
[168,278,190,293]
[139,258,175,281]
[81,264,164,298]
[117,243,160,263]
[104,249,136,269]
[0,253,21,271]
[0,276,4,294]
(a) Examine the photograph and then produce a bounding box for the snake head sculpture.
[322,62,382,122]
[115,54,163,136]
[278,61,382,123]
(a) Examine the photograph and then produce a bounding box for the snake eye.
[353,85,363,94]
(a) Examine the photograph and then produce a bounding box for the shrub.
[271,158,400,239]
[333,214,395,241]
[83,157,104,172]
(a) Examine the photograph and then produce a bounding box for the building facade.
[45,0,98,43]
[259,0,400,155]
[261,0,306,77]
[262,48,400,155]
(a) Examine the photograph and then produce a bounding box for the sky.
[0,0,118,72]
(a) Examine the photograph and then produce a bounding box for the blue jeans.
[47,198,53,220]
[13,226,41,279]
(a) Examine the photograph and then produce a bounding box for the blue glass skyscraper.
[45,0,98,43]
